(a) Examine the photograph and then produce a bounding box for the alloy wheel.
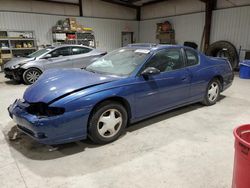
[208,82,219,102]
[26,70,40,83]
[97,109,123,138]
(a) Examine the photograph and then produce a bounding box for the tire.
[23,68,42,85]
[88,101,128,144]
[202,79,221,106]
[206,41,239,69]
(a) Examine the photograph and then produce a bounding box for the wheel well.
[89,97,132,124]
[22,67,43,84]
[213,75,224,90]
[22,67,43,79]
[24,67,43,73]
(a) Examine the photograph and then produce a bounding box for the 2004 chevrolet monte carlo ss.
[8,44,234,145]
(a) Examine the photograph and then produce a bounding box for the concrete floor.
[0,72,249,188]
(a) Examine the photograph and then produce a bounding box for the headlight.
[26,102,65,117]
[11,64,21,69]
[11,62,26,69]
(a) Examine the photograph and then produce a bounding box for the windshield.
[27,48,53,58]
[86,48,150,76]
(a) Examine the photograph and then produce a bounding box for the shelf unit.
[52,30,96,48]
[156,22,175,44]
[0,30,37,58]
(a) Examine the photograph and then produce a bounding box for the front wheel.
[88,101,128,144]
[23,68,42,85]
[202,79,221,106]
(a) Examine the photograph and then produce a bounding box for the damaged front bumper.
[8,99,90,145]
[4,68,23,81]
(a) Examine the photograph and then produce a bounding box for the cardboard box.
[70,23,77,31]
[68,18,76,24]
[70,27,77,31]
[157,33,175,40]
[1,53,12,59]
[76,27,83,32]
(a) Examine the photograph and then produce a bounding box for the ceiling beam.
[203,0,217,51]
[136,7,141,21]
[79,0,83,16]
[101,0,138,9]
[34,0,79,6]
[142,0,170,6]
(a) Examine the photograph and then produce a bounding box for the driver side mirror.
[42,54,52,59]
[141,67,160,77]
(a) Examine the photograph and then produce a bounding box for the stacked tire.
[206,41,239,69]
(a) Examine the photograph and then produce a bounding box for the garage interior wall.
[0,0,138,51]
[0,0,80,16]
[1,0,250,57]
[211,6,250,60]
[139,12,205,50]
[81,0,137,20]
[139,0,250,60]
[0,0,137,19]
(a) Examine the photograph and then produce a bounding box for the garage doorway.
[122,32,133,47]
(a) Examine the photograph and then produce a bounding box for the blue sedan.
[8,44,234,145]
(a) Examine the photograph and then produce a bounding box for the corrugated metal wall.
[217,0,250,9]
[1,5,250,58]
[211,6,250,59]
[139,12,205,49]
[141,0,205,20]
[0,11,139,51]
[0,0,79,16]
[140,5,250,60]
[82,0,137,20]
[0,0,137,19]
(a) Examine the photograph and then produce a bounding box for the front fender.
[51,86,134,115]
[21,61,45,72]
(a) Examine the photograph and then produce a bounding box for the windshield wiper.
[82,67,96,73]
[88,69,96,73]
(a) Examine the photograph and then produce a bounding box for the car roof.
[48,44,93,50]
[126,43,194,52]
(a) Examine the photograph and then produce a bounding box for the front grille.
[4,68,12,75]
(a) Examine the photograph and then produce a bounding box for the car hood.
[24,69,120,103]
[3,57,35,69]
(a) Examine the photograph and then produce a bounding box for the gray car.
[3,45,106,84]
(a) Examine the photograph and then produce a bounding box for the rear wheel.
[88,101,128,144]
[23,68,42,85]
[203,79,221,106]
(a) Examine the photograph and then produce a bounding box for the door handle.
[181,76,188,81]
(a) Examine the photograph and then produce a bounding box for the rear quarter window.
[72,47,92,55]
[185,49,199,66]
